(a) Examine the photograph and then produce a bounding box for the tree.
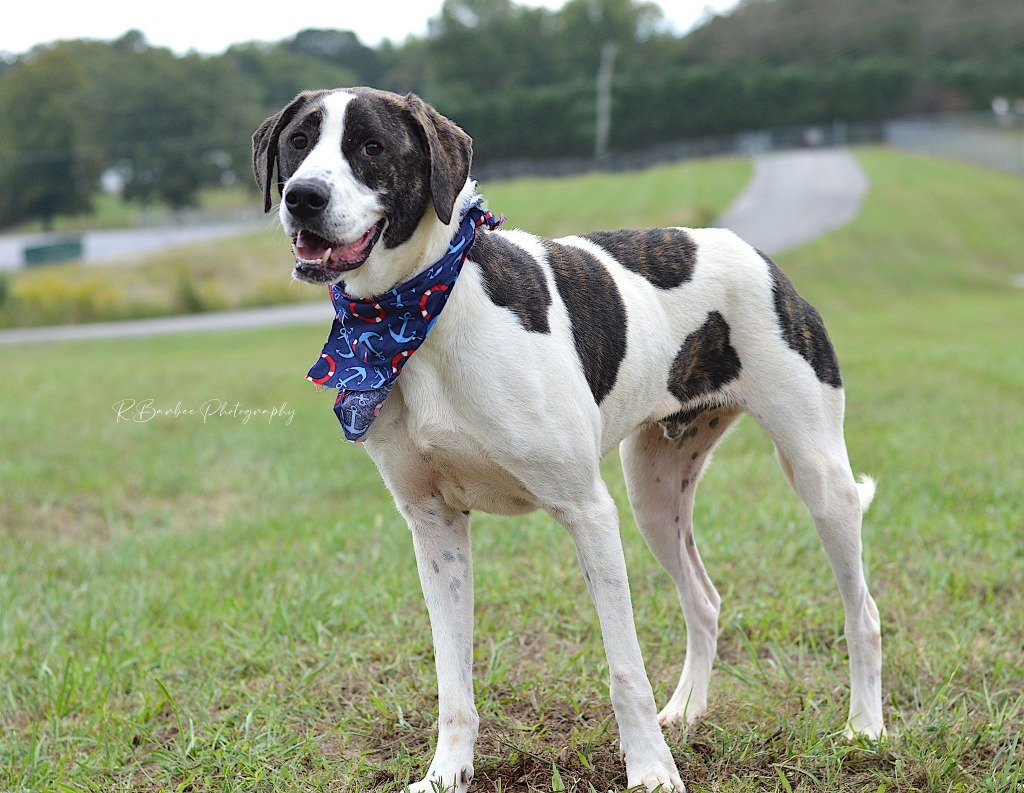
[287,29,382,85]
[557,0,664,55]
[225,42,358,110]
[427,0,564,91]
[0,48,99,229]
[80,39,259,209]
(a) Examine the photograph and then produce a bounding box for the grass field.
[1,148,1022,792]
[0,158,752,328]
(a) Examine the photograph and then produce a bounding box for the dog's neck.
[340,180,480,299]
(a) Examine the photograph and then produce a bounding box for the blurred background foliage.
[0,0,1022,229]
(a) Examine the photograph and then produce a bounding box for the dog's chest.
[387,359,541,516]
[421,440,538,516]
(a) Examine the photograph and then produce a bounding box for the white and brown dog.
[253,87,884,792]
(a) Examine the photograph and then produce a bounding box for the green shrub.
[9,271,125,325]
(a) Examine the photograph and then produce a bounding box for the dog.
[252,87,884,792]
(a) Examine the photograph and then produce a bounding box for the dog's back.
[392,221,842,460]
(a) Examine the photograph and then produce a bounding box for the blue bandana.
[308,197,503,442]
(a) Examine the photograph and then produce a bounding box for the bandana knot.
[307,196,503,442]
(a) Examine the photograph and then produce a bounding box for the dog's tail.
[855,474,877,513]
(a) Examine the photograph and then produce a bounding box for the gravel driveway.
[714,148,868,255]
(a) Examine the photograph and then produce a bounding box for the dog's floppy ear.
[252,91,321,214]
[404,93,473,225]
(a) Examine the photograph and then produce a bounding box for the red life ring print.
[307,353,337,385]
[419,284,447,319]
[391,350,413,373]
[349,300,386,323]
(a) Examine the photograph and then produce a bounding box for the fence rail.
[883,116,1024,175]
[473,114,1023,182]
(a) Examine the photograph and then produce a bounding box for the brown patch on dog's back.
[759,251,842,388]
[585,228,697,289]
[470,233,551,333]
[544,240,627,405]
[668,311,741,404]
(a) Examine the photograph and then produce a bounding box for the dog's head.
[252,87,473,289]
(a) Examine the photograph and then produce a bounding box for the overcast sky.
[3,0,742,57]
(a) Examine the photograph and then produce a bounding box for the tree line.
[1,0,1021,229]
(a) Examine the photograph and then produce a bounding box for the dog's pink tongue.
[295,230,330,260]
[295,226,376,264]
[333,224,380,263]
[334,232,371,263]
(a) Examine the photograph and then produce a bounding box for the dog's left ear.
[252,90,323,214]
[404,93,473,225]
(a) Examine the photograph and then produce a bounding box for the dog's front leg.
[553,486,686,793]
[406,498,477,793]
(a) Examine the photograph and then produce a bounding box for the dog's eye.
[290,133,308,150]
[362,140,384,157]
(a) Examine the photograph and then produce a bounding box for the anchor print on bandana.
[307,195,504,442]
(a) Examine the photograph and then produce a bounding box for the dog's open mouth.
[292,220,385,282]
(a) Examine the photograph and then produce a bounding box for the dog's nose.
[284,180,330,220]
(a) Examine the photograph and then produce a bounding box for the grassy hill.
[0,148,1021,792]
[784,149,1024,303]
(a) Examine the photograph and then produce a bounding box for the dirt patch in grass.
[2,489,245,545]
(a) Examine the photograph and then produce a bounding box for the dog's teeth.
[322,248,332,264]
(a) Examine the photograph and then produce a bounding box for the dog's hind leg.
[550,482,686,792]
[753,384,885,739]
[620,407,741,727]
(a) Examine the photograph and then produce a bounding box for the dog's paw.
[842,722,887,742]
[627,764,686,792]
[624,741,685,792]
[656,703,705,729]
[406,763,473,793]
[656,691,706,728]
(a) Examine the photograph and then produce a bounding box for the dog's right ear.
[252,91,321,214]
[404,93,473,226]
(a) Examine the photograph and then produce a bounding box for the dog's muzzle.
[284,179,385,282]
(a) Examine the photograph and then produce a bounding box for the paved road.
[0,218,267,270]
[0,301,334,346]
[0,149,869,346]
[714,148,868,255]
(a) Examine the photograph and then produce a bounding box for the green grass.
[482,157,751,236]
[0,158,752,328]
[1,148,1022,792]
[5,186,262,235]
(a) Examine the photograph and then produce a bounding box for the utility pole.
[595,42,617,161]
